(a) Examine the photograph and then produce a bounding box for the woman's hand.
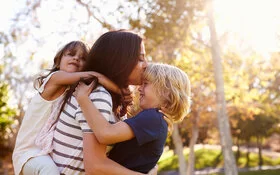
[73,81,96,103]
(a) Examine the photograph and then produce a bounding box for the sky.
[214,0,280,56]
[1,0,280,62]
[1,0,280,107]
[1,0,280,71]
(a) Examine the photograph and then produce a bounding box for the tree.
[207,0,238,174]
[175,45,217,174]
[127,0,206,63]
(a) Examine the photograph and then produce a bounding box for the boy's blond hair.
[143,63,191,132]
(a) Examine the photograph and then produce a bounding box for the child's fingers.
[88,80,96,91]
[121,88,131,96]
[122,96,133,104]
[73,82,82,96]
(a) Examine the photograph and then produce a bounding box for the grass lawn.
[158,148,280,173]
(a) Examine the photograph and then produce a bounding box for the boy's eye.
[143,81,148,85]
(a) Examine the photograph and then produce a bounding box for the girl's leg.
[22,155,59,175]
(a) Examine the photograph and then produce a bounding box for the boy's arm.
[74,81,135,145]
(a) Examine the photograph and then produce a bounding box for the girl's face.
[127,42,147,85]
[59,47,86,72]
[138,80,161,110]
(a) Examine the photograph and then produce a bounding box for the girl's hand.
[86,71,121,95]
[74,81,96,102]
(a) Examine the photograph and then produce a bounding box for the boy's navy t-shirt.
[108,108,168,173]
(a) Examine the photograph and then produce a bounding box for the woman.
[51,29,154,174]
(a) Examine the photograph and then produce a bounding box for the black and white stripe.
[52,86,118,175]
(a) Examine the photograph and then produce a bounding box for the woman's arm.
[83,133,146,175]
[74,82,135,145]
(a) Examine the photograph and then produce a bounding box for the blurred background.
[0,0,280,174]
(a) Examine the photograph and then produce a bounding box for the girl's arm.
[88,71,121,95]
[50,70,121,94]
[42,70,121,101]
[50,71,95,85]
[74,81,135,145]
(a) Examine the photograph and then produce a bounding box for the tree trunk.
[187,112,199,175]
[172,123,187,175]
[207,1,238,175]
[257,136,263,168]
[246,142,250,168]
[236,137,240,161]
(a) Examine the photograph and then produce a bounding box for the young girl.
[12,41,120,175]
[74,63,191,173]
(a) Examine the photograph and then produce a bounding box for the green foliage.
[237,151,280,168]
[0,82,16,149]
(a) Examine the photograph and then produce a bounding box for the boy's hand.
[74,81,96,102]
[121,88,133,106]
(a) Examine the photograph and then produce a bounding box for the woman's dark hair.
[85,29,143,116]
[85,29,142,88]
[34,41,89,89]
[60,29,143,119]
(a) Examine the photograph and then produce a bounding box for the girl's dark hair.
[63,29,143,118]
[34,41,89,89]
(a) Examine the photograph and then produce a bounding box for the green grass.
[158,148,280,173]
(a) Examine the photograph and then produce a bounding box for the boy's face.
[138,80,161,110]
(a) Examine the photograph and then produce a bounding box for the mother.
[51,29,150,174]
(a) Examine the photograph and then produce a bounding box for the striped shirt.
[51,86,117,175]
